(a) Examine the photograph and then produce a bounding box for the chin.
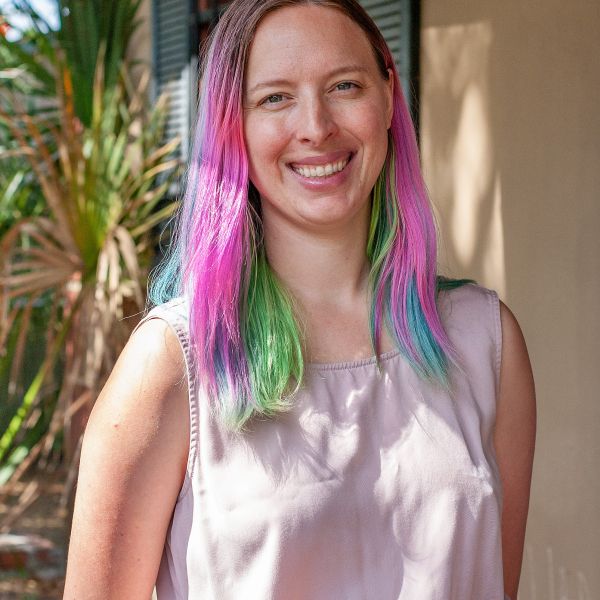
[260,188,371,230]
[297,202,369,231]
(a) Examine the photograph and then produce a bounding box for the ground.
[0,471,67,600]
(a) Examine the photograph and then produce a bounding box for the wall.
[420,1,600,598]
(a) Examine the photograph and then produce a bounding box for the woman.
[64,1,536,598]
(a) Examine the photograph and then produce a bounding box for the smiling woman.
[63,1,535,599]
[243,7,393,231]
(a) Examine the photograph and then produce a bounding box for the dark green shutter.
[151,0,198,161]
[359,0,419,120]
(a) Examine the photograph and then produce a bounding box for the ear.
[385,68,394,128]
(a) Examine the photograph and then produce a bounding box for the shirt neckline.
[306,348,401,371]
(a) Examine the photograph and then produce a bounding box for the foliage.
[0,144,46,240]
[0,15,50,239]
[0,0,181,509]
[58,0,143,127]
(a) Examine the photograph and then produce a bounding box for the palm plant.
[0,0,181,523]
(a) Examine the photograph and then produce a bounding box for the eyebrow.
[246,64,371,94]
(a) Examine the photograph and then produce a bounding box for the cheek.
[348,99,390,138]
[349,107,390,166]
[244,117,287,180]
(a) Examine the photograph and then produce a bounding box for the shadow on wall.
[522,545,592,600]
[420,5,600,599]
[421,22,505,297]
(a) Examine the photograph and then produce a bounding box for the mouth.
[288,153,353,179]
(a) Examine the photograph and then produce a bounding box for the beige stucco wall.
[421,2,600,598]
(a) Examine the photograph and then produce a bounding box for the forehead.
[245,5,378,86]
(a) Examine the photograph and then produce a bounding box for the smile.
[289,154,352,179]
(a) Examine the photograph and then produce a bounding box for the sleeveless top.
[136,283,507,599]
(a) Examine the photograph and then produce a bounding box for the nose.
[294,96,338,146]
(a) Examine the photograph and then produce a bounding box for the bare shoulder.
[88,316,189,461]
[64,317,190,598]
[495,300,536,599]
[115,315,187,388]
[498,301,534,385]
[497,300,537,437]
[103,315,187,399]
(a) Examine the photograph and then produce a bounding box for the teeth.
[292,157,350,178]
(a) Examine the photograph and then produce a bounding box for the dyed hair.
[150,0,471,430]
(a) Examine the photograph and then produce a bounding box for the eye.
[334,81,359,92]
[260,94,285,106]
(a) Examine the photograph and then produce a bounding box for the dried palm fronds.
[0,5,181,512]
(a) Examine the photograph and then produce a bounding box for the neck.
[261,208,371,308]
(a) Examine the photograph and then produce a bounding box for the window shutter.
[359,0,418,112]
[151,0,198,162]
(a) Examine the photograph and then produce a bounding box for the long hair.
[150,0,468,430]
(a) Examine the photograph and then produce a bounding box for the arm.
[63,318,190,600]
[494,300,537,600]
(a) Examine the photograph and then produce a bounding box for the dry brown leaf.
[114,226,143,307]
[7,295,35,401]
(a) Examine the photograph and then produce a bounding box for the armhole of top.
[487,289,503,399]
[132,306,198,502]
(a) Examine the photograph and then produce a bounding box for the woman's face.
[243,5,393,233]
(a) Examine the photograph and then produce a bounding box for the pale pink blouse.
[137,283,507,599]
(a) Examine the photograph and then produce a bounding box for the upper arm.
[494,300,536,600]
[64,318,190,600]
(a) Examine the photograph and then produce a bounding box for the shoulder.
[82,311,190,486]
[437,280,497,309]
[121,314,187,392]
[141,296,190,333]
[496,299,536,421]
[436,282,500,340]
[126,297,191,384]
[437,282,535,408]
[105,303,189,407]
[498,300,527,362]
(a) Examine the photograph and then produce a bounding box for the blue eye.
[261,94,284,105]
[335,81,357,91]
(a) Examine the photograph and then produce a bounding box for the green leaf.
[0,445,28,485]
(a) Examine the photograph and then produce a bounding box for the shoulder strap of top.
[132,298,199,500]
[438,283,502,396]
[477,285,502,397]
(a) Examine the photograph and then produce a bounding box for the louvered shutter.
[359,0,417,109]
[151,0,197,162]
